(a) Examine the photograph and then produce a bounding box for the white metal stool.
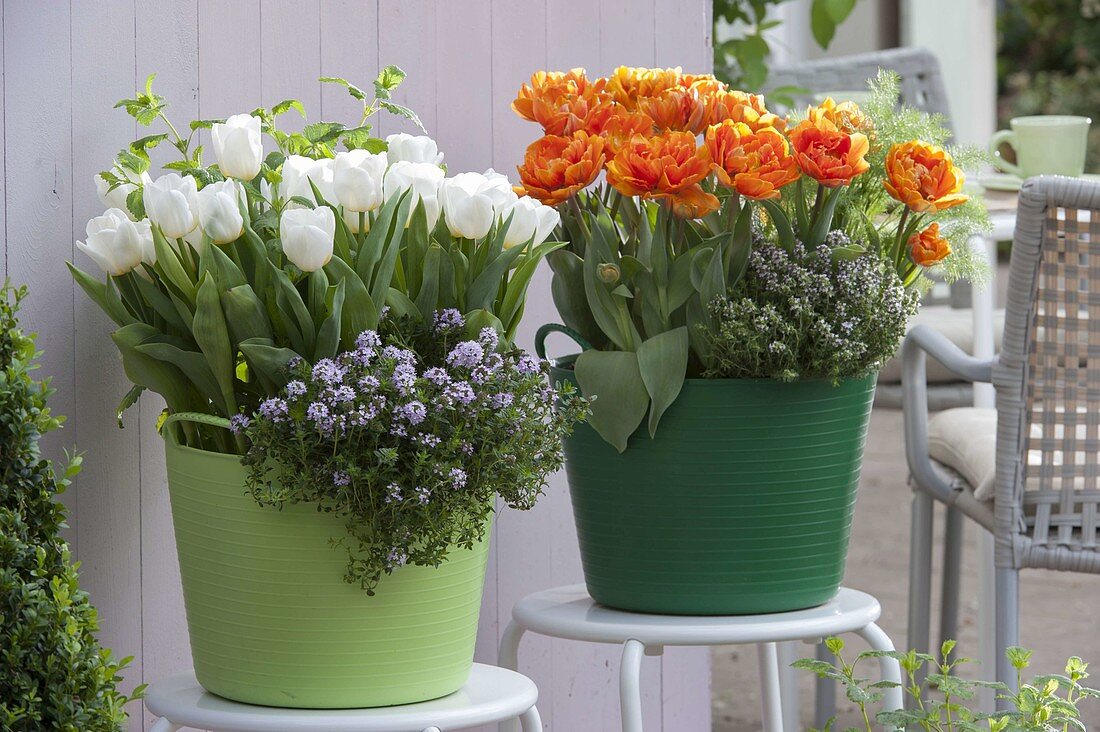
[498,585,902,732]
[146,664,542,732]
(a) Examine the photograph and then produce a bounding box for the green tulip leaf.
[67,263,133,326]
[192,275,237,415]
[314,279,345,360]
[548,249,605,351]
[574,349,648,453]
[135,340,226,414]
[324,256,379,340]
[221,284,273,345]
[239,337,297,392]
[637,327,688,438]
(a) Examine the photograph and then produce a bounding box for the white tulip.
[196,180,245,245]
[76,208,147,276]
[211,114,263,180]
[143,173,199,239]
[480,168,520,214]
[280,155,335,206]
[343,207,370,234]
[440,173,496,239]
[134,218,156,271]
[95,171,152,218]
[386,133,444,165]
[333,150,387,213]
[501,196,561,249]
[281,207,335,272]
[383,161,444,229]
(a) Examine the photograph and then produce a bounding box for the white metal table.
[146,664,542,732]
[498,585,902,732]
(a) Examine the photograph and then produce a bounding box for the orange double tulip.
[705,121,800,201]
[516,131,606,206]
[605,131,718,217]
[885,141,969,213]
[908,222,952,266]
[789,117,870,188]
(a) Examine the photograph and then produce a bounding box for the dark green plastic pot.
[540,327,876,616]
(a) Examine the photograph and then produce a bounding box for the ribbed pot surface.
[555,368,876,615]
[164,437,489,708]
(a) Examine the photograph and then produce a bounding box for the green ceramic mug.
[989,115,1092,178]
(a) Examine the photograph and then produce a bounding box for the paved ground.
[711,407,1100,731]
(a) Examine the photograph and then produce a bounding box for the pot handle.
[534,323,592,361]
[161,411,233,445]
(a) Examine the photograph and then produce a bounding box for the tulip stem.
[568,196,591,239]
[894,208,911,272]
[358,212,366,253]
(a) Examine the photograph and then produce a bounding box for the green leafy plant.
[713,0,858,92]
[237,311,588,593]
[797,638,1100,731]
[71,70,563,453]
[0,283,140,730]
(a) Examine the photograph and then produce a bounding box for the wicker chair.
[768,47,1004,410]
[904,176,1100,701]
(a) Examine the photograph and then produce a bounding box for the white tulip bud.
[280,155,335,206]
[383,161,444,229]
[211,114,263,180]
[95,171,152,218]
[143,173,199,239]
[480,168,520,214]
[440,173,496,240]
[281,207,335,272]
[76,208,147,276]
[196,180,245,245]
[333,150,387,213]
[386,133,444,165]
[501,196,561,249]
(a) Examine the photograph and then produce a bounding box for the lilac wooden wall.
[0,2,713,729]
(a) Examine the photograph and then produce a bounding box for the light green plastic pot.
[538,325,876,616]
[162,413,490,709]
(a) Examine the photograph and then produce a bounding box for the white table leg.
[777,640,800,731]
[148,720,181,732]
[422,728,442,732]
[519,705,543,731]
[855,622,905,729]
[498,621,527,732]
[757,642,785,732]
[620,639,646,732]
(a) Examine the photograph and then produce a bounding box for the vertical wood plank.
[260,0,321,132]
[599,0,658,69]
[377,0,437,139]
[69,3,144,729]
[135,2,199,729]
[197,0,261,119]
[655,0,712,71]
[319,0,378,125]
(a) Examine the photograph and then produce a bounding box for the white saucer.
[980,172,1100,193]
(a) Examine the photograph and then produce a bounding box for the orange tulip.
[667,183,721,219]
[606,66,683,110]
[638,87,710,134]
[680,73,727,97]
[705,121,800,200]
[516,131,606,206]
[605,130,712,201]
[707,90,788,133]
[512,68,614,135]
[884,140,969,213]
[789,118,870,188]
[598,111,656,154]
[807,97,872,136]
[908,222,952,266]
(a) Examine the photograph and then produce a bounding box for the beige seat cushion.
[879,306,1005,384]
[928,407,997,501]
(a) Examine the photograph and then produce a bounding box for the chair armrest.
[901,325,995,504]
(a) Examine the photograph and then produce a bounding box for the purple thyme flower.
[395,400,427,425]
[415,432,442,449]
[358,374,381,391]
[415,486,431,505]
[387,548,408,567]
[446,340,484,369]
[490,392,514,409]
[384,483,402,503]
[306,402,335,433]
[478,327,499,352]
[444,381,476,405]
[391,362,417,395]
[333,470,351,486]
[311,358,346,386]
[460,441,474,456]
[516,354,542,375]
[432,308,464,332]
[356,330,381,350]
[330,385,356,403]
[423,367,450,385]
[381,345,416,365]
[258,398,289,422]
[448,467,467,489]
[229,413,251,433]
[285,380,307,398]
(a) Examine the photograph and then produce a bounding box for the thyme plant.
[237,310,589,593]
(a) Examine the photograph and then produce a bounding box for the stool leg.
[940,506,964,660]
[499,620,526,671]
[757,642,785,732]
[814,641,837,728]
[149,721,181,732]
[855,622,905,729]
[519,704,543,731]
[620,639,646,732]
[908,489,934,702]
[776,641,800,732]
